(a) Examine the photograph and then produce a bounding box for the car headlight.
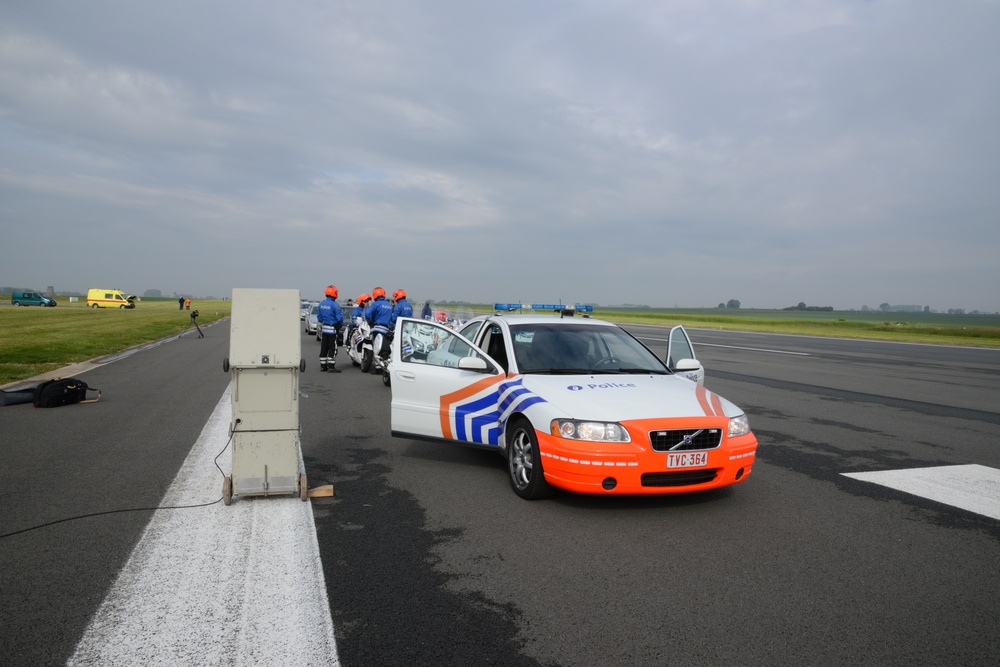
[551,420,631,442]
[728,414,750,438]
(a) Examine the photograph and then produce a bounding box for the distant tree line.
[784,302,834,312]
[1,286,82,296]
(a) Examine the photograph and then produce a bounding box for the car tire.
[507,418,553,500]
[360,348,373,373]
[12,301,20,306]
[91,303,99,309]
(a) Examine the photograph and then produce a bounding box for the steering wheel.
[592,356,619,370]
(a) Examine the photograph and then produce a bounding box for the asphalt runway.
[0,322,232,665]
[2,320,999,666]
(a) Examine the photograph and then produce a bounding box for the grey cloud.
[1,0,998,311]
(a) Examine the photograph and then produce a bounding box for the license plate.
[667,451,708,469]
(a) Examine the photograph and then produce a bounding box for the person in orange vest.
[185,298,191,310]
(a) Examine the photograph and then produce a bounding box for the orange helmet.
[325,285,338,298]
[393,289,407,300]
[372,287,386,300]
[358,293,371,305]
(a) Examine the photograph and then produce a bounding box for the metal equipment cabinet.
[223,288,307,505]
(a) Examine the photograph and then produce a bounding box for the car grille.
[641,469,719,487]
[648,428,722,452]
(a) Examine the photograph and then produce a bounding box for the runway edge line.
[68,385,340,666]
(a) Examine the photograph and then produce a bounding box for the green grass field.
[2,297,998,386]
[0,297,232,385]
[595,307,1000,347]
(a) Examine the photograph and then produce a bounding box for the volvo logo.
[670,429,703,451]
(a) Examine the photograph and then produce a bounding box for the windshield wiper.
[598,368,669,374]
[522,368,595,375]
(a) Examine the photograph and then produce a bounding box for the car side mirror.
[458,357,489,372]
[674,358,702,373]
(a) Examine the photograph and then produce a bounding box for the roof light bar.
[492,303,595,313]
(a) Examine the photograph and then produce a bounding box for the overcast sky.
[2,1,998,312]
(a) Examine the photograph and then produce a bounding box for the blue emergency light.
[493,302,595,314]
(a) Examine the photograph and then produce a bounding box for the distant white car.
[305,303,321,339]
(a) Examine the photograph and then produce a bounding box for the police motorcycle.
[380,344,394,387]
[347,315,374,371]
[429,308,473,330]
[447,309,474,330]
[347,315,392,377]
[368,329,391,379]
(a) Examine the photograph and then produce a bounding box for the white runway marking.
[693,342,811,356]
[636,336,811,356]
[843,464,1000,521]
[69,386,339,666]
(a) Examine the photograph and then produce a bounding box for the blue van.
[11,291,57,307]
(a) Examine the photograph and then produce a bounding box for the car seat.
[527,330,563,370]
[486,332,509,373]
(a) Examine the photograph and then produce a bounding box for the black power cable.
[0,433,233,540]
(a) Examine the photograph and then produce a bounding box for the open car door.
[665,325,705,385]
[390,318,506,447]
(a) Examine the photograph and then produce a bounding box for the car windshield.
[510,323,669,375]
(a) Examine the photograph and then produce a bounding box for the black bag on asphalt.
[32,378,101,408]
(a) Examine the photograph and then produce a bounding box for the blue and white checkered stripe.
[454,391,501,446]
[497,378,546,424]
[450,378,547,447]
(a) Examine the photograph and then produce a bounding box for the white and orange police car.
[389,305,757,500]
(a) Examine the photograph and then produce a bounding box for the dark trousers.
[320,332,338,364]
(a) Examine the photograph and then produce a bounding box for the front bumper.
[535,419,758,495]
